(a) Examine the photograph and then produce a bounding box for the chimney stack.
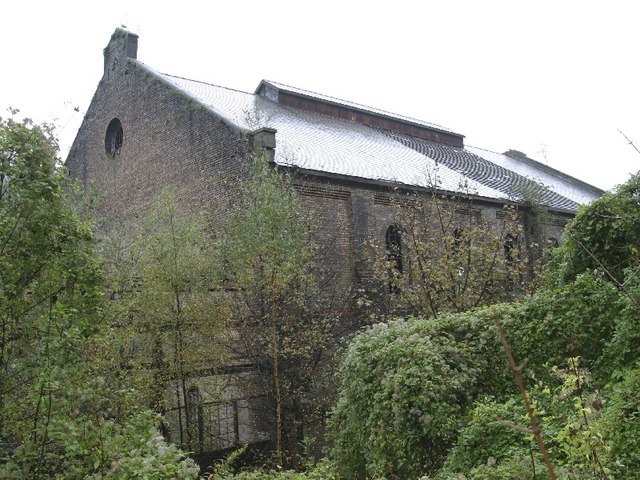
[250,128,277,162]
[103,27,139,77]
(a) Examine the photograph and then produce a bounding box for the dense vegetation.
[1,114,637,478]
[329,175,640,479]
[0,114,199,478]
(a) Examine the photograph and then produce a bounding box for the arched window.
[105,118,123,158]
[504,233,518,262]
[453,228,463,252]
[386,225,403,293]
[186,386,203,452]
[452,228,466,277]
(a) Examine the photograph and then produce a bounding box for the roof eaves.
[277,163,537,209]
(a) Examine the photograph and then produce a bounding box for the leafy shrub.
[511,271,624,382]
[436,362,597,479]
[442,397,529,474]
[208,446,337,480]
[598,273,640,376]
[329,286,634,478]
[601,364,640,478]
[436,451,550,480]
[94,411,200,479]
[207,463,336,480]
[329,306,519,479]
[548,174,640,286]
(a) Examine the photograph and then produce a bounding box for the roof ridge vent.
[254,80,465,147]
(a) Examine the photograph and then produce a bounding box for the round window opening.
[105,118,123,158]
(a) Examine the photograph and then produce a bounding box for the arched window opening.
[386,225,403,293]
[452,228,466,277]
[105,118,123,158]
[504,233,518,263]
[453,228,463,252]
[186,386,203,452]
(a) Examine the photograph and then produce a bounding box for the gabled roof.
[142,64,602,212]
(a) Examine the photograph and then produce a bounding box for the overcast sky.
[2,0,638,191]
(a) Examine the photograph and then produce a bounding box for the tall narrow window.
[504,233,518,263]
[186,386,203,452]
[386,225,403,293]
[453,228,463,252]
[105,118,123,158]
[452,228,465,277]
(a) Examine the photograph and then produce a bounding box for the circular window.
[105,118,123,158]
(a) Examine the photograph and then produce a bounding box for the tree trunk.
[272,323,283,466]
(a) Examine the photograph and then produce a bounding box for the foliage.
[600,363,640,478]
[100,188,226,452]
[91,411,200,479]
[0,113,199,478]
[437,357,617,480]
[369,188,532,318]
[441,397,531,475]
[329,306,519,479]
[222,155,315,316]
[208,449,338,480]
[0,113,102,475]
[548,174,640,287]
[508,271,624,383]
[220,155,341,463]
[596,269,640,376]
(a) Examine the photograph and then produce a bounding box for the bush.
[510,271,624,382]
[602,364,640,478]
[208,446,337,480]
[95,411,200,479]
[548,174,640,287]
[329,306,519,479]
[442,397,529,474]
[329,285,635,478]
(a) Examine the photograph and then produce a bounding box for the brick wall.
[67,45,248,225]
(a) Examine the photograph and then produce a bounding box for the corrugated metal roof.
[152,66,600,211]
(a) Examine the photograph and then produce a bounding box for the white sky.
[2,0,639,191]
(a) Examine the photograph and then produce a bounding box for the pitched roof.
[145,65,602,212]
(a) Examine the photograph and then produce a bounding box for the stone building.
[66,28,603,456]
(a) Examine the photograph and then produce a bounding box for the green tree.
[370,187,531,318]
[0,113,102,475]
[548,174,640,288]
[100,188,227,453]
[221,155,340,465]
[0,113,199,478]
